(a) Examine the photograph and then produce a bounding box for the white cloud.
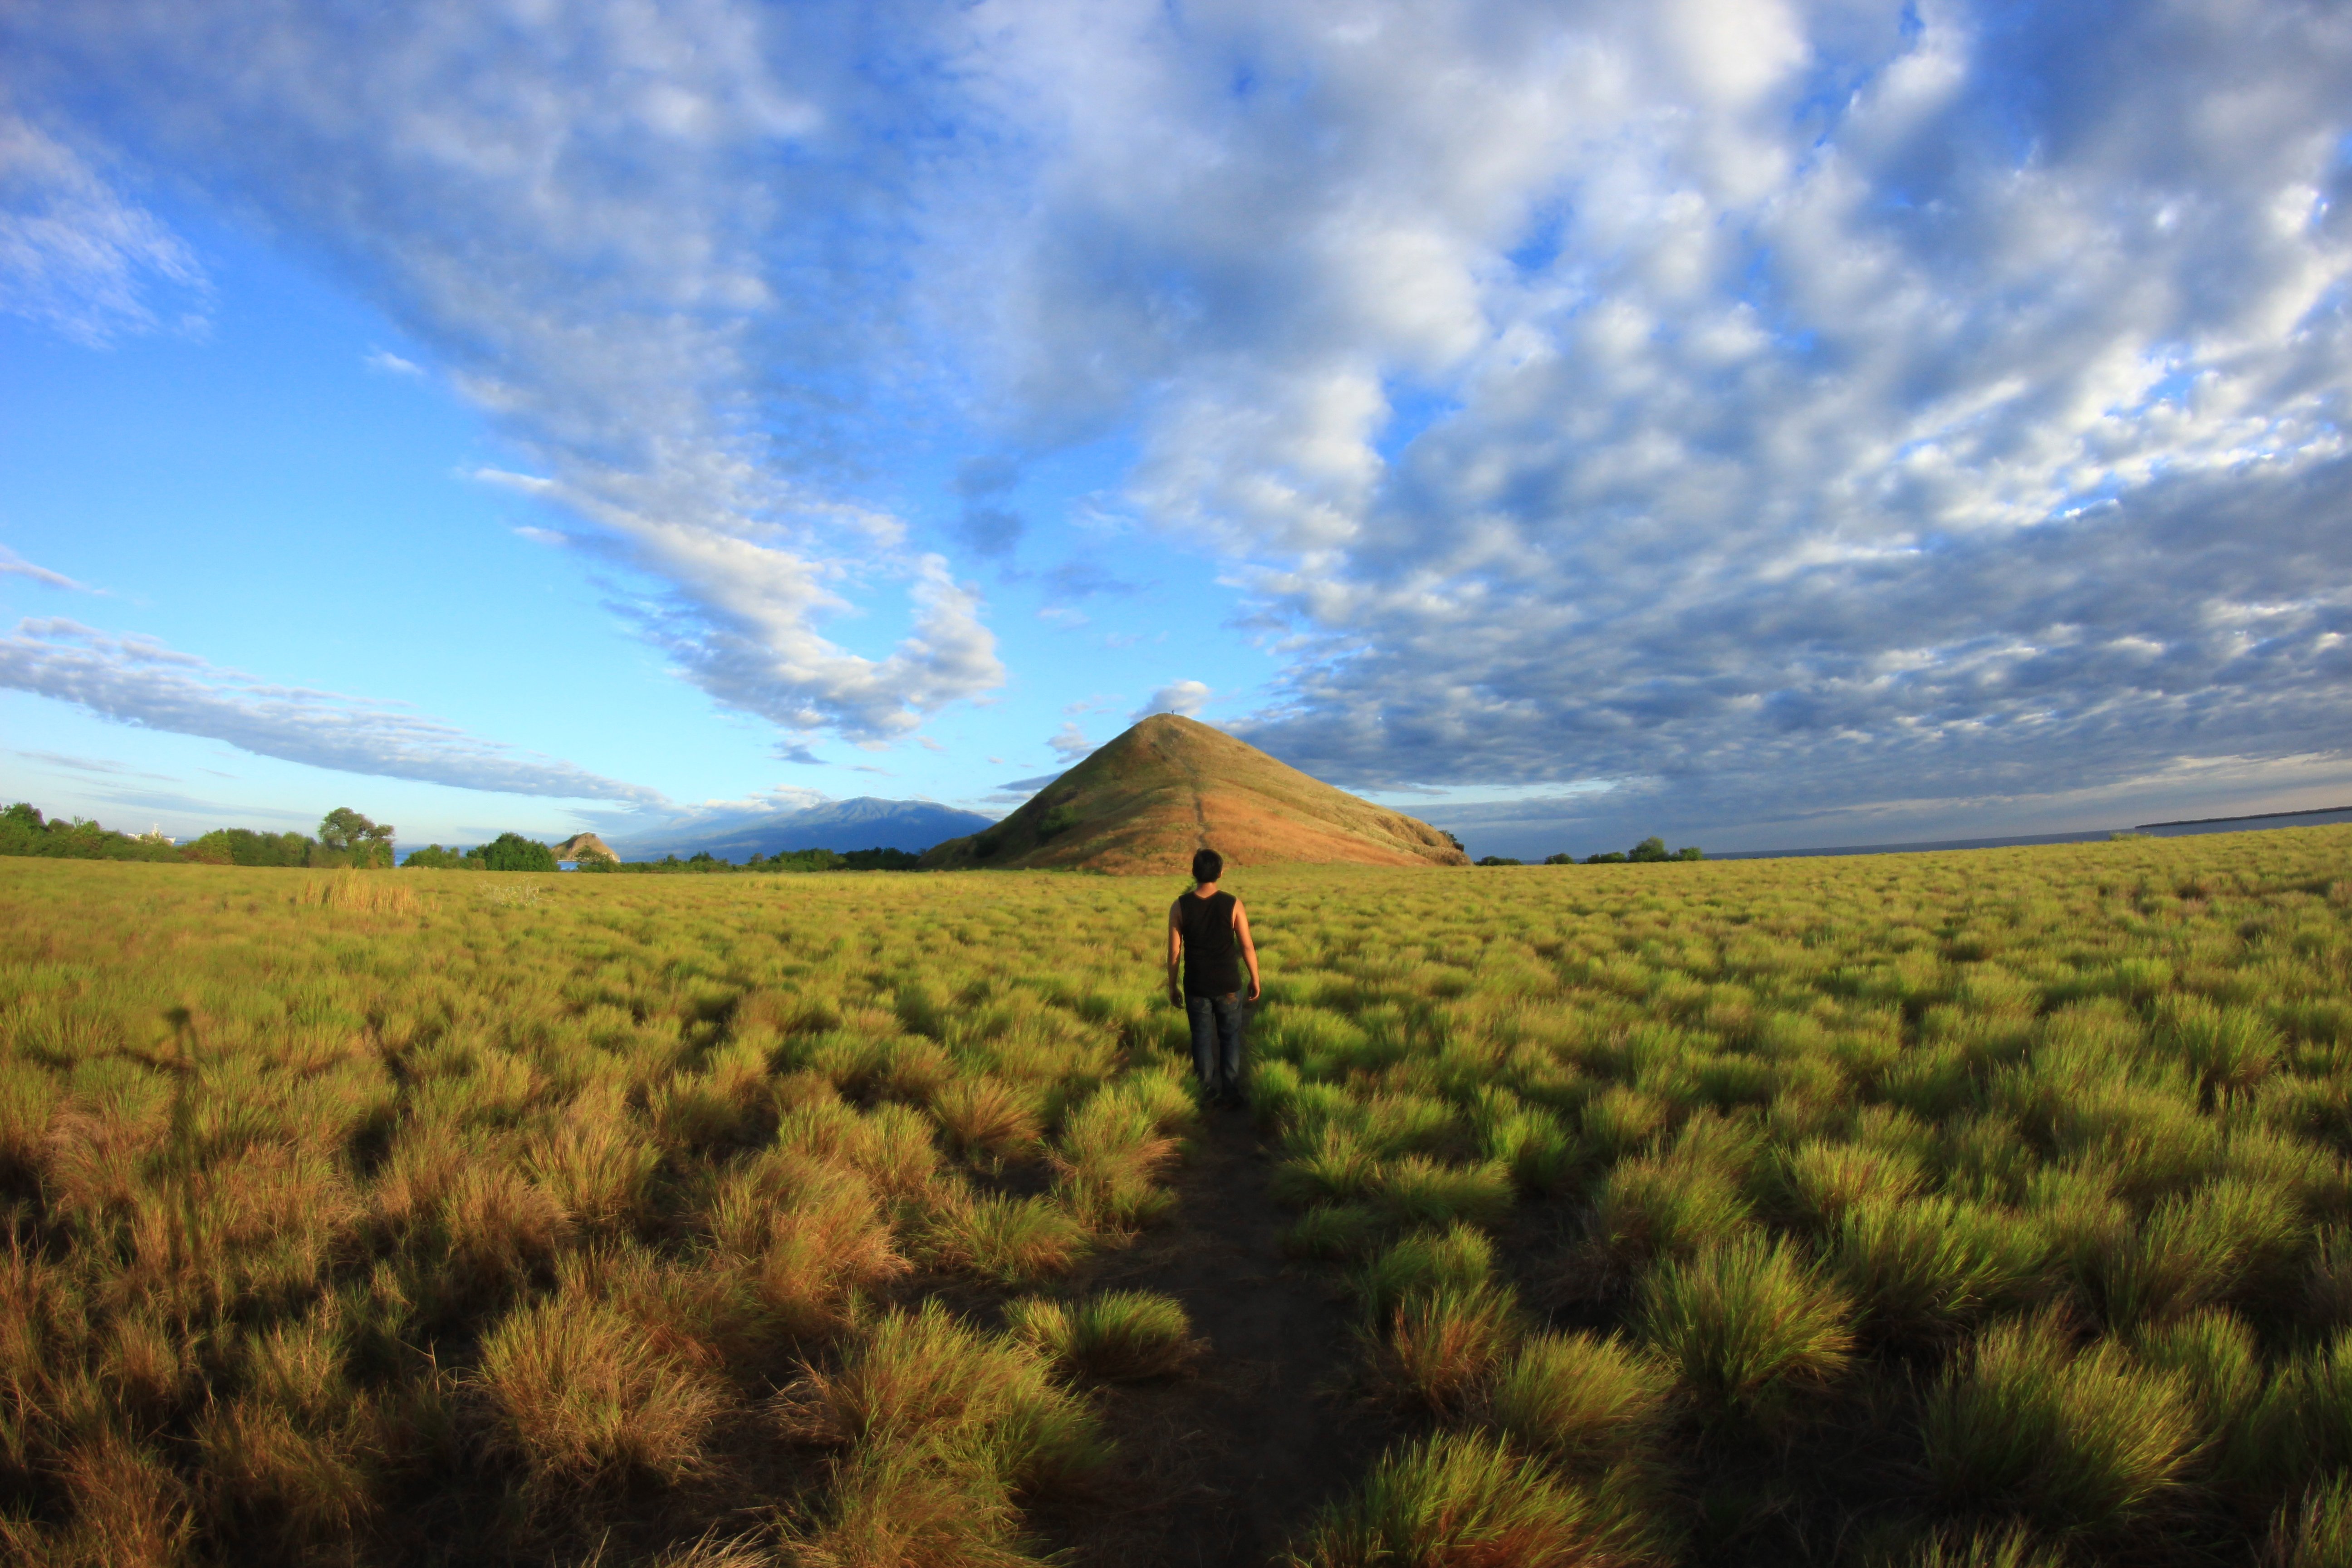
[0,618,667,804]
[1132,678,1209,721]
[0,107,208,345]
[954,0,2352,821]
[364,348,421,375]
[1046,720,1092,764]
[10,4,999,745]
[13,1,2352,828]
[0,546,91,592]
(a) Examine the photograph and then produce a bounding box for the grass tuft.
[472,1297,725,1491]
[1353,1225,1494,1323]
[1923,1310,2196,1536]
[1287,1429,1625,1568]
[1366,1283,1524,1417]
[1005,1289,1201,1382]
[1636,1235,1853,1417]
[1485,1330,1674,1474]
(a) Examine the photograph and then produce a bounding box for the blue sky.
[3,0,2349,860]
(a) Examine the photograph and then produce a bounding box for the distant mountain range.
[611,797,995,862]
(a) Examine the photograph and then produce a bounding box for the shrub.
[1486,1331,1674,1474]
[1637,1236,1853,1416]
[1005,1289,1200,1382]
[1923,1311,2196,1536]
[1289,1430,1626,1568]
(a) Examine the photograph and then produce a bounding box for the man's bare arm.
[1233,898,1262,1002]
[1166,900,1185,1004]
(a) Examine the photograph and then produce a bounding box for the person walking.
[1167,847,1261,1107]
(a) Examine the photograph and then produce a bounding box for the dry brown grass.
[472,1296,727,1491]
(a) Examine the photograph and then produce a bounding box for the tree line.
[1476,834,1705,867]
[2,802,928,876]
[1,803,397,867]
[401,841,922,874]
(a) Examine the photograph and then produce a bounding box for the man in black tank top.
[1166,847,1261,1108]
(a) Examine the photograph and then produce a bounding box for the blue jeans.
[1186,993,1247,1103]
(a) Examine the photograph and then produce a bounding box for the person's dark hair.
[1191,848,1223,884]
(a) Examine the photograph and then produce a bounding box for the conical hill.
[920,714,1470,874]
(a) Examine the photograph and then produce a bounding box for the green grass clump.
[1779,1137,1925,1226]
[923,1192,1091,1283]
[1005,1289,1201,1382]
[1832,1194,2050,1341]
[1923,1311,2197,1537]
[1367,1284,1524,1417]
[1282,1203,1384,1259]
[1353,1225,1495,1322]
[2087,1176,2302,1328]
[1287,1429,1626,1568]
[1367,1156,1515,1230]
[1593,1154,1754,1269]
[1485,1331,1673,1473]
[2267,1475,2352,1568]
[1272,1123,1382,1206]
[776,1300,1107,1493]
[1886,1522,2068,1568]
[1636,1236,1853,1416]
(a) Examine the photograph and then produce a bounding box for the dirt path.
[1039,1106,1383,1568]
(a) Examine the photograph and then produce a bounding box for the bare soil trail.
[1038,1105,1385,1568]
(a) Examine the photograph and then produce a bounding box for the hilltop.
[919,714,1468,874]
[550,833,615,862]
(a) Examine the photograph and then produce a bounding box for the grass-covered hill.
[918,713,1469,874]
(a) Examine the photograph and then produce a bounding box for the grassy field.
[1,828,2348,1566]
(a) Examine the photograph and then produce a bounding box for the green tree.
[1627,836,1672,863]
[318,807,395,868]
[479,833,558,872]
[400,843,482,870]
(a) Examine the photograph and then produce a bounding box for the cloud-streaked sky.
[3,0,2348,858]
